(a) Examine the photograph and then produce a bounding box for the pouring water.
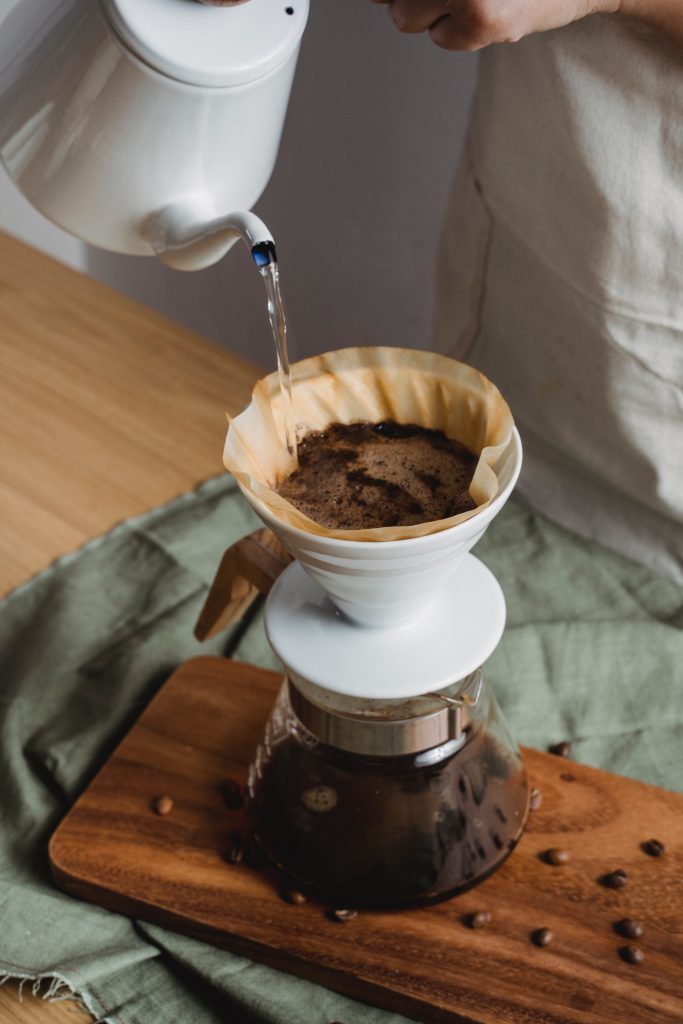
[252,242,297,461]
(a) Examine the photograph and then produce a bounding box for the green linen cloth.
[1,475,681,1024]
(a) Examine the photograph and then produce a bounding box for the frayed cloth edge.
[0,968,115,1024]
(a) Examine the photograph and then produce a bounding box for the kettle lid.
[101,0,308,88]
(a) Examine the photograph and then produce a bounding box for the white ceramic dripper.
[238,428,522,629]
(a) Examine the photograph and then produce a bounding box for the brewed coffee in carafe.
[248,672,528,908]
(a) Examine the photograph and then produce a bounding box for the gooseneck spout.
[145,198,277,271]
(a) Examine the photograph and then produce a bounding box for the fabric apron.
[434,14,683,583]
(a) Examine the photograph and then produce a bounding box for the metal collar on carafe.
[287,669,485,758]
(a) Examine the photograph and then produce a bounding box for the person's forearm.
[621,0,683,46]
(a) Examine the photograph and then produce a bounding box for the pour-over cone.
[240,428,521,626]
[224,347,521,627]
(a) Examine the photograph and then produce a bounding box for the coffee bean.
[219,779,244,810]
[532,928,553,947]
[602,869,628,889]
[549,741,572,758]
[619,944,644,965]
[466,910,492,929]
[615,918,644,940]
[642,838,665,857]
[328,908,358,923]
[152,795,173,816]
[282,887,307,905]
[544,848,570,866]
[529,788,543,812]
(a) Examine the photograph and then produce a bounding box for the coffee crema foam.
[276,421,477,530]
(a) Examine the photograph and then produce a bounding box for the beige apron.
[434,14,683,583]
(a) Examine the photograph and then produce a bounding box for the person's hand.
[370,0,620,50]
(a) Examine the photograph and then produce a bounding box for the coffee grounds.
[277,421,477,529]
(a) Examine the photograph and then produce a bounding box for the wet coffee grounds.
[276,421,477,529]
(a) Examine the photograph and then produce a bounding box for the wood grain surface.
[50,657,683,1024]
[0,231,259,1022]
[0,230,259,598]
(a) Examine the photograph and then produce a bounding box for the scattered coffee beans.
[619,945,644,965]
[642,838,665,857]
[466,910,492,929]
[219,779,244,810]
[282,888,307,905]
[532,928,553,947]
[544,848,570,866]
[615,918,644,940]
[529,788,543,812]
[329,908,358,923]
[153,795,173,816]
[549,741,572,758]
[602,869,628,889]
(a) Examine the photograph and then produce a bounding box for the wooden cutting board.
[49,657,683,1024]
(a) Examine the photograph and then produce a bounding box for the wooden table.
[0,231,260,1023]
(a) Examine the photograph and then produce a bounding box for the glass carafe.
[247,669,528,908]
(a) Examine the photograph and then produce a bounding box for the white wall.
[1,1,476,371]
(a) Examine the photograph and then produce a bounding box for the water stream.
[258,261,297,461]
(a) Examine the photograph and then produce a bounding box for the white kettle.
[0,0,309,269]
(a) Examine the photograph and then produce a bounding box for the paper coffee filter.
[223,347,514,541]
